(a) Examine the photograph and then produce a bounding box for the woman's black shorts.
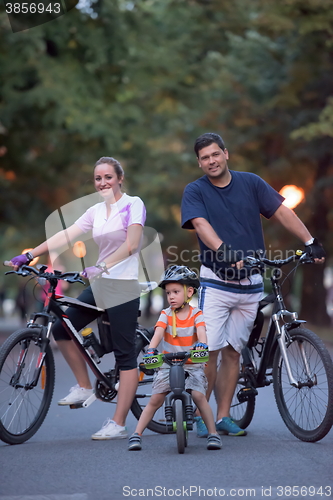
[52,279,140,371]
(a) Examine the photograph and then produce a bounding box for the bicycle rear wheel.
[0,328,55,445]
[175,399,186,454]
[230,370,256,429]
[273,327,333,442]
[131,329,169,434]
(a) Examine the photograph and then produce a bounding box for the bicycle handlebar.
[3,262,85,284]
[243,251,313,269]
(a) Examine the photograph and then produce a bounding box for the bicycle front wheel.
[0,328,55,445]
[273,327,333,442]
[175,399,186,454]
[131,331,169,434]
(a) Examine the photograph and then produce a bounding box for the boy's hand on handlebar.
[145,348,159,356]
[143,348,159,362]
[81,266,103,280]
[193,342,208,350]
[304,238,326,264]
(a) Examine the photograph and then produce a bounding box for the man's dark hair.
[194,133,226,157]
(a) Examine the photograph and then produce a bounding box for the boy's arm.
[196,325,208,346]
[148,326,165,350]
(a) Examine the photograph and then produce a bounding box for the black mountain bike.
[0,263,165,445]
[229,251,333,442]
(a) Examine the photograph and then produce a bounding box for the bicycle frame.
[163,353,194,432]
[27,285,112,391]
[244,267,307,390]
[14,267,153,408]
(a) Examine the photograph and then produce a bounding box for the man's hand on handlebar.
[216,242,244,269]
[304,238,326,264]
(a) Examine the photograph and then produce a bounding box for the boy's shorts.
[152,365,207,395]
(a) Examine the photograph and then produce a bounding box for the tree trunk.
[299,264,330,326]
[299,147,331,326]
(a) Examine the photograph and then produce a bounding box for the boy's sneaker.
[207,433,222,450]
[193,416,208,438]
[91,419,128,440]
[216,417,247,436]
[58,384,94,406]
[128,433,142,451]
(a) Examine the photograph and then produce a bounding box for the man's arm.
[271,204,312,243]
[191,217,242,266]
[191,217,222,251]
[272,204,325,263]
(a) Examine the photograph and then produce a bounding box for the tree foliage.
[0,0,332,324]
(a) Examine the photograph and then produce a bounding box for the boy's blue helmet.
[159,265,200,291]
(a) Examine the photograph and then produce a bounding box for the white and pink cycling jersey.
[75,193,146,280]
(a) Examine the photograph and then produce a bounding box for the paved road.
[0,336,332,500]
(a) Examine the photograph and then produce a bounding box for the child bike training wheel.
[0,328,55,445]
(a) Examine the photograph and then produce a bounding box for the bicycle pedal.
[69,403,84,409]
[237,387,258,403]
[139,362,155,376]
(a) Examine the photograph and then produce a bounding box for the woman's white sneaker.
[91,419,128,440]
[57,385,94,405]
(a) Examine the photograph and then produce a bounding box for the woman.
[9,156,146,440]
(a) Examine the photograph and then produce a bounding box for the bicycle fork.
[164,365,193,432]
[273,313,315,389]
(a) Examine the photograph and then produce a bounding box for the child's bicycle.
[0,263,163,445]
[143,349,209,454]
[229,250,333,442]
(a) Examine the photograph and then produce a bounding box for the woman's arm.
[103,224,143,270]
[149,326,165,349]
[30,224,84,258]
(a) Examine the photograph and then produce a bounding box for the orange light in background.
[279,185,305,209]
[73,241,87,259]
[22,248,39,266]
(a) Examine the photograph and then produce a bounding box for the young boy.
[128,265,222,451]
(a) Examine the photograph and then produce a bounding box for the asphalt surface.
[0,318,332,500]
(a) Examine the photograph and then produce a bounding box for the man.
[181,132,325,437]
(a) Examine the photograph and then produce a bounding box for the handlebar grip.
[3,261,12,267]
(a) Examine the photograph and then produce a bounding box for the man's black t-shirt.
[181,170,284,279]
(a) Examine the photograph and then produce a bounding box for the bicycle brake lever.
[300,254,314,264]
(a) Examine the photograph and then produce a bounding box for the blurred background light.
[279,185,305,209]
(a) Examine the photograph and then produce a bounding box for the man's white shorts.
[199,286,262,353]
